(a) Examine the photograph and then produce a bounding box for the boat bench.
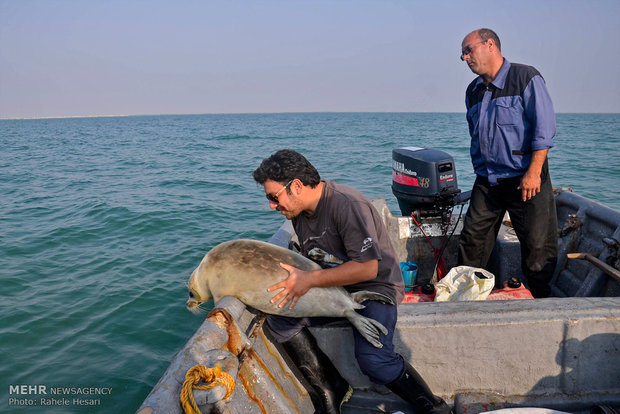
[311,297,620,413]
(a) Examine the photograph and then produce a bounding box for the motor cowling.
[392,147,462,218]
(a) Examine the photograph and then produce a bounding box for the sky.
[1,0,619,119]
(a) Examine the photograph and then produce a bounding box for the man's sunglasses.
[266,180,293,204]
[460,39,487,61]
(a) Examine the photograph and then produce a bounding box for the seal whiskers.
[187,302,209,315]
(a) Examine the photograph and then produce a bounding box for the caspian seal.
[186,239,394,348]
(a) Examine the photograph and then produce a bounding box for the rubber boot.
[281,328,353,414]
[386,361,452,414]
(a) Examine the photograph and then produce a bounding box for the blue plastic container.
[399,261,418,292]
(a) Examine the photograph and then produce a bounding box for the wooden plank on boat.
[567,252,620,283]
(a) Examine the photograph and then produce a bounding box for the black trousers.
[458,161,558,297]
[265,300,403,385]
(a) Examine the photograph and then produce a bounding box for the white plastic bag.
[434,266,495,302]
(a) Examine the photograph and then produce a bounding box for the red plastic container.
[402,284,436,303]
[486,278,534,300]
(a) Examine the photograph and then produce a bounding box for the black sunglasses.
[460,39,487,61]
[266,180,293,204]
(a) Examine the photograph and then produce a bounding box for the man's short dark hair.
[478,28,501,52]
[253,149,321,188]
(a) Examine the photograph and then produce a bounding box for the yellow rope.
[180,362,236,414]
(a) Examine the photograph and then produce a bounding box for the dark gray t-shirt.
[292,180,404,304]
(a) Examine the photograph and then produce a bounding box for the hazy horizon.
[4,110,620,122]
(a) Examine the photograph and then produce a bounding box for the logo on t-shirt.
[361,237,373,253]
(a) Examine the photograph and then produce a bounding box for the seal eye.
[189,291,195,298]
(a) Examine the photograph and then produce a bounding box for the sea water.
[1,113,618,413]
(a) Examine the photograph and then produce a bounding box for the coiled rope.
[180,363,236,414]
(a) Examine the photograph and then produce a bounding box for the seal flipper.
[344,310,389,348]
[350,290,394,306]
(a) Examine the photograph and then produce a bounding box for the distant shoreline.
[0,114,132,120]
[2,111,619,121]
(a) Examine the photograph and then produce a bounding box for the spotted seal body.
[186,239,393,348]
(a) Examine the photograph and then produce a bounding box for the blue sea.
[1,113,619,413]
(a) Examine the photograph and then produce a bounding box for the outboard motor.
[392,147,467,220]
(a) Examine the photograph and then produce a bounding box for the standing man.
[458,28,558,298]
[253,149,451,414]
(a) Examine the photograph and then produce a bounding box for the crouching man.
[253,149,452,414]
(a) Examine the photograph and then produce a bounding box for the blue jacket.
[465,59,556,185]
